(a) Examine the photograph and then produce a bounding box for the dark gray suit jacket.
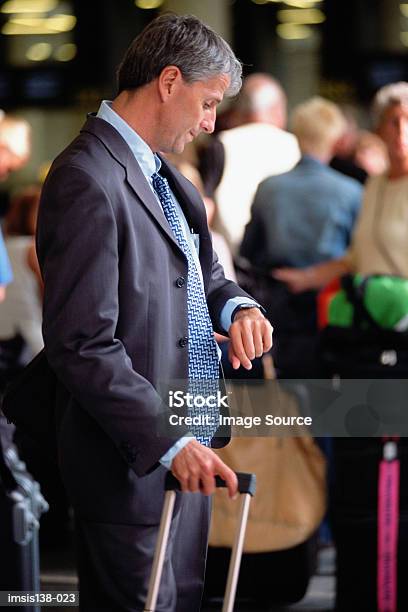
[36,116,252,523]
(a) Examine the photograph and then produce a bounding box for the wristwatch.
[231,302,265,322]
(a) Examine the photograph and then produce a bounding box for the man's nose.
[201,109,216,134]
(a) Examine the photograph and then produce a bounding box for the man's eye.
[203,103,211,110]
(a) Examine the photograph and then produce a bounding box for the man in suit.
[36,14,272,612]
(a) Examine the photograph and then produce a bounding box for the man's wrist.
[231,303,265,322]
[159,435,195,469]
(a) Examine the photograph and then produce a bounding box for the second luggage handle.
[144,471,256,612]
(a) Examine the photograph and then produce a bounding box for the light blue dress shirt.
[96,101,258,467]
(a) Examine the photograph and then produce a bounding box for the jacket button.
[176,276,186,288]
[178,337,188,348]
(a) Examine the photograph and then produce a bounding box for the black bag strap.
[341,274,382,331]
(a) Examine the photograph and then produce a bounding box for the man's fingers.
[252,323,264,357]
[229,326,252,370]
[262,321,273,353]
[187,469,201,493]
[231,353,241,370]
[241,319,256,361]
[228,309,273,369]
[215,459,238,499]
[176,471,190,493]
[171,442,238,498]
[199,471,216,496]
[228,343,241,370]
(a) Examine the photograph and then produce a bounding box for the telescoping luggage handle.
[144,471,256,612]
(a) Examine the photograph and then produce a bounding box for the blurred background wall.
[0,0,407,188]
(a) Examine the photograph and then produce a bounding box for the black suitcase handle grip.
[165,471,256,496]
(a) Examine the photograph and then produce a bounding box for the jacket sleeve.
[36,164,189,476]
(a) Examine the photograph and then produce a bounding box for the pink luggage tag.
[378,437,400,612]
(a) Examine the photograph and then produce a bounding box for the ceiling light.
[135,0,164,9]
[2,13,76,35]
[0,0,57,13]
[277,23,313,39]
[26,41,52,61]
[401,4,408,17]
[54,42,77,61]
[283,0,322,7]
[45,13,76,30]
[277,8,326,24]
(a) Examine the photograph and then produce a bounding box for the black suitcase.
[0,432,48,610]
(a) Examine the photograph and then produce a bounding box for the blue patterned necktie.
[152,172,220,445]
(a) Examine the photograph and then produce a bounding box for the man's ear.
[158,65,182,101]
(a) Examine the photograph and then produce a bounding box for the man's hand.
[0,286,6,302]
[171,439,238,498]
[228,307,273,370]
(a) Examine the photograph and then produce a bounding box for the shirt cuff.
[159,435,195,469]
[220,297,261,333]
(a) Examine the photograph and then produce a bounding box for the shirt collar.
[96,100,161,180]
[300,154,325,168]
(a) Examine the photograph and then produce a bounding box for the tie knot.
[152,171,164,186]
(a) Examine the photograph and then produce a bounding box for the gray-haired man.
[37,13,272,612]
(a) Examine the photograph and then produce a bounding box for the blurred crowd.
[1,74,408,610]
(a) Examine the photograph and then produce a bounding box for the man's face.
[159,73,230,154]
[378,103,408,163]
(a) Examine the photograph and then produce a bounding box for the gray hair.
[117,13,242,97]
[372,82,408,127]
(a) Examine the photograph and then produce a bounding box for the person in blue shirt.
[241,97,362,271]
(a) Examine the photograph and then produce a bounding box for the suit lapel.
[81,116,181,252]
[124,157,181,250]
